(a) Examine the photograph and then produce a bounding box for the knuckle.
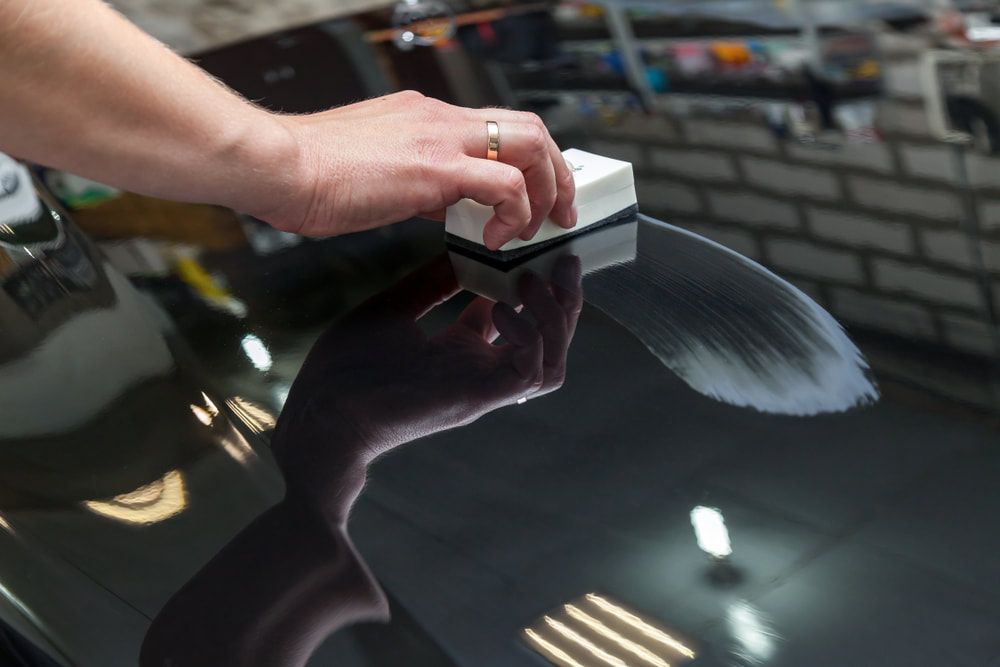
[396,89,425,103]
[524,123,548,152]
[502,169,526,197]
[516,110,544,126]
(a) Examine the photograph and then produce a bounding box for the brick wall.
[580,54,1000,361]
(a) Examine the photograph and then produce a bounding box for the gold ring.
[486,121,500,161]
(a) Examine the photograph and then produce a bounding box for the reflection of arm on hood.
[140,498,389,667]
[141,254,583,666]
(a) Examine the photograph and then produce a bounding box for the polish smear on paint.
[583,217,879,416]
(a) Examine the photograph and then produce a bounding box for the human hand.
[253,91,576,251]
[270,253,582,516]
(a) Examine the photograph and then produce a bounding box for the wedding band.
[486,121,500,161]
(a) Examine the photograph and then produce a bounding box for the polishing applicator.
[445,148,637,263]
[449,214,637,306]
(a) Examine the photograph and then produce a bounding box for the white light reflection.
[690,506,732,559]
[564,604,669,667]
[544,616,628,667]
[240,334,272,372]
[523,628,586,667]
[727,601,778,664]
[585,594,695,659]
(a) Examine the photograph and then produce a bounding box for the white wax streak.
[584,219,878,416]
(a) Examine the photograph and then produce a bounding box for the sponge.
[445,148,637,262]
[449,212,638,305]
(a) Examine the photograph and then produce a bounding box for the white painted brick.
[829,287,937,340]
[872,258,984,309]
[884,60,922,98]
[976,199,1000,231]
[920,228,975,268]
[965,152,1000,190]
[636,178,701,214]
[740,157,840,199]
[765,239,865,284]
[847,176,962,220]
[807,206,913,253]
[941,314,998,357]
[673,220,759,259]
[599,113,678,141]
[707,189,799,229]
[584,139,644,167]
[683,119,776,153]
[899,143,954,182]
[786,142,893,174]
[921,228,1000,271]
[649,147,736,181]
[877,101,933,137]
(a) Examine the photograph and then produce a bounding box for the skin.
[0,0,576,250]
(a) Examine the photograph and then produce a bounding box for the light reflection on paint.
[217,426,255,464]
[690,506,733,559]
[523,628,586,667]
[564,604,670,667]
[201,392,220,417]
[83,470,187,524]
[584,219,878,416]
[190,404,213,427]
[544,616,629,667]
[225,396,277,433]
[240,334,272,372]
[727,601,778,664]
[585,594,696,659]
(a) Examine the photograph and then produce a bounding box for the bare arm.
[0,0,575,249]
[0,0,292,215]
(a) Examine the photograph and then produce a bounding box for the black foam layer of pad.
[445,204,639,267]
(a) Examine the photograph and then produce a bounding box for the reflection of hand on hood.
[140,254,583,667]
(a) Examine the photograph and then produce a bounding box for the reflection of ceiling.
[0,264,174,438]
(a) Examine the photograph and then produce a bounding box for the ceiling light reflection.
[225,396,277,433]
[690,505,732,560]
[544,616,628,667]
[585,594,695,659]
[564,604,670,667]
[190,404,213,427]
[240,333,272,372]
[200,392,220,417]
[727,601,778,664]
[83,470,187,525]
[523,628,586,667]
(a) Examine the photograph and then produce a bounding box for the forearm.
[0,0,298,215]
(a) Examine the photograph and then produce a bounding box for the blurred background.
[47,0,1000,409]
